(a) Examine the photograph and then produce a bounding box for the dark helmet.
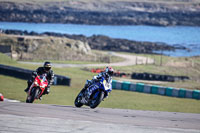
[43,61,52,72]
[105,66,114,76]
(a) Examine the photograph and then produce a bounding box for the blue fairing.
[88,77,111,98]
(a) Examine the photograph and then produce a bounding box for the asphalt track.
[0,101,200,133]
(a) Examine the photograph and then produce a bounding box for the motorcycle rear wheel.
[89,91,104,109]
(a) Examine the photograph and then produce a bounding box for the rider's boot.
[24,87,29,93]
[39,96,42,100]
[103,92,109,101]
[83,85,87,91]
[43,87,50,95]
[24,80,32,93]
[46,87,50,94]
[39,87,50,100]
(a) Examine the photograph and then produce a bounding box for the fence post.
[136,56,137,65]
[146,57,148,65]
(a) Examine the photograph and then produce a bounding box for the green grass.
[24,50,124,64]
[1,75,200,114]
[26,60,104,64]
[0,53,17,65]
[112,52,200,90]
[100,90,200,113]
[1,51,200,90]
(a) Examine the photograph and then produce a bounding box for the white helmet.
[105,66,114,76]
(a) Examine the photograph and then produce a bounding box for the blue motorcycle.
[74,77,111,109]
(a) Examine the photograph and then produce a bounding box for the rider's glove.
[94,78,100,82]
[32,71,37,76]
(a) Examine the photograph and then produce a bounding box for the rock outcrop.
[2,29,184,54]
[0,34,92,61]
[0,0,200,26]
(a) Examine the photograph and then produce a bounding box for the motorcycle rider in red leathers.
[24,62,54,99]
[84,66,114,98]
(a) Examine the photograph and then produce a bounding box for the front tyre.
[26,88,39,103]
[74,89,85,108]
[89,91,104,109]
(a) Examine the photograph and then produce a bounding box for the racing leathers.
[84,72,112,98]
[25,67,54,95]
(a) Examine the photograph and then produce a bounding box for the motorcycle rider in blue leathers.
[84,66,114,98]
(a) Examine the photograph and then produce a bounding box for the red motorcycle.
[26,75,48,103]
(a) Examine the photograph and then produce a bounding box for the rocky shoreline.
[0,0,200,26]
[1,29,186,54]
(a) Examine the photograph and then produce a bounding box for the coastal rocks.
[0,0,200,26]
[87,35,176,53]
[1,29,181,54]
[69,40,91,54]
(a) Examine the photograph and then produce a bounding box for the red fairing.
[28,75,48,99]
[0,95,4,101]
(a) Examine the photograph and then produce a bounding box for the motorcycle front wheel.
[74,89,85,108]
[26,87,39,103]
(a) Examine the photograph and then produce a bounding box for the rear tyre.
[74,89,85,108]
[28,88,39,103]
[26,98,29,103]
[89,91,104,109]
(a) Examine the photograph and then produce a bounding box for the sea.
[0,22,200,57]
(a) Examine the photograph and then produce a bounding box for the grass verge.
[112,52,200,90]
[0,75,200,114]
